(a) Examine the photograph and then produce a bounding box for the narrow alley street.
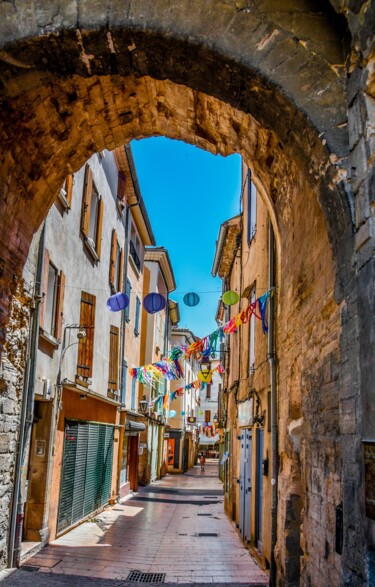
[1,461,267,586]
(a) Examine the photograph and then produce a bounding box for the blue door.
[256,428,264,553]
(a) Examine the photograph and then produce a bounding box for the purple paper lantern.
[143,292,166,314]
[106,292,129,312]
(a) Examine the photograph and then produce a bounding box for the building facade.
[19,145,155,558]
[196,357,221,458]
[137,247,177,485]
[212,164,273,570]
[168,328,200,473]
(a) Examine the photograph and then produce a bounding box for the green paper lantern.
[222,290,239,306]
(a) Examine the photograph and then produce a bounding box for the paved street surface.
[1,461,267,586]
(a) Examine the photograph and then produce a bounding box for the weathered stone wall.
[0,2,373,585]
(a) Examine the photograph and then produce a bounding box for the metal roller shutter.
[57,420,114,534]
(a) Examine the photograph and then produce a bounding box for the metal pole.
[268,222,278,586]
[8,222,46,567]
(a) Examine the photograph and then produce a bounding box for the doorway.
[239,428,252,544]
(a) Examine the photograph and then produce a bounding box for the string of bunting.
[130,288,273,383]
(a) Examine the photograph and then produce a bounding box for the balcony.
[129,240,141,272]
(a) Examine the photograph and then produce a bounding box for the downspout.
[268,222,278,586]
[8,222,46,568]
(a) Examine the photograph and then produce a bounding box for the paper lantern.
[107,292,129,312]
[169,410,177,418]
[180,411,185,416]
[183,292,200,307]
[143,292,166,314]
[222,290,239,306]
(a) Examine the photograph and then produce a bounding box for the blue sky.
[131,137,241,338]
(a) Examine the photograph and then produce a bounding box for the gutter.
[268,222,278,587]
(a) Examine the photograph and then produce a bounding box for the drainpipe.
[268,222,278,586]
[8,222,46,568]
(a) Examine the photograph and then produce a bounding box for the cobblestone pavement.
[1,461,268,586]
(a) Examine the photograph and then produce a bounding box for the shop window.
[76,291,96,380]
[81,165,104,260]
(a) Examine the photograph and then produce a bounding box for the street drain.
[197,513,211,516]
[21,566,40,572]
[127,570,165,583]
[197,533,219,537]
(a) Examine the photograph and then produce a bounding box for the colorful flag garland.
[130,289,273,382]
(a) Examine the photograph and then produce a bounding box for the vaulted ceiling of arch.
[0,0,353,158]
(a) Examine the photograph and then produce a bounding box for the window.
[121,360,128,405]
[77,291,96,379]
[109,230,124,292]
[131,377,137,410]
[125,278,132,322]
[81,165,104,259]
[134,297,141,336]
[247,169,257,244]
[249,285,256,373]
[206,385,211,399]
[129,224,141,272]
[205,410,211,424]
[40,249,65,341]
[58,174,74,210]
[117,172,126,210]
[108,325,119,392]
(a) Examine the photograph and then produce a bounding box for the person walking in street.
[200,453,206,473]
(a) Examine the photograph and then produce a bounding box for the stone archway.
[0,2,374,586]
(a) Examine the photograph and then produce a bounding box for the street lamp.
[200,360,211,373]
[139,395,149,415]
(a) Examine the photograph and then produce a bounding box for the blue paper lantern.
[169,410,177,418]
[183,292,200,307]
[143,292,166,314]
[107,292,129,312]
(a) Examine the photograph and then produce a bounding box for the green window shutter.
[125,278,131,322]
[134,297,141,336]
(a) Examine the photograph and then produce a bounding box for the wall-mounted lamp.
[139,395,149,415]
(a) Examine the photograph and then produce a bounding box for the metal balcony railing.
[129,240,141,272]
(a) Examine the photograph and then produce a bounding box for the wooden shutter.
[65,175,74,207]
[77,291,96,378]
[206,384,211,399]
[96,197,104,259]
[118,248,124,292]
[55,271,66,340]
[117,172,126,207]
[108,325,119,391]
[81,165,93,238]
[109,230,117,287]
[39,248,50,329]
[205,410,211,424]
